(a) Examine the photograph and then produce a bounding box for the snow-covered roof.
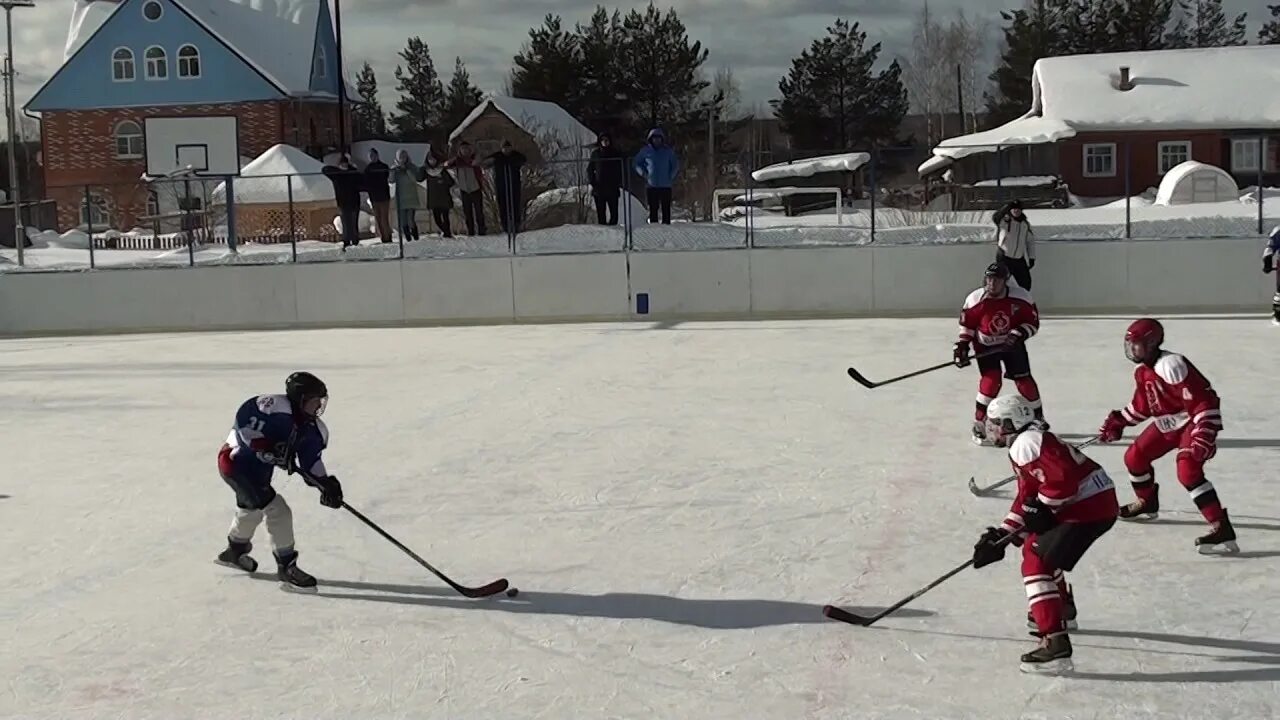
[64,0,357,99]
[449,96,595,147]
[751,152,871,183]
[923,45,1280,171]
[211,143,333,204]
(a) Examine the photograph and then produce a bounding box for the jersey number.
[245,417,265,433]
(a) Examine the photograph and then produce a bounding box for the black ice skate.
[1119,493,1159,522]
[1196,510,1240,555]
[275,551,318,593]
[215,538,258,573]
[1020,633,1073,674]
[1026,588,1077,634]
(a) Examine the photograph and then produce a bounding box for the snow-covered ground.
[3,317,1279,718]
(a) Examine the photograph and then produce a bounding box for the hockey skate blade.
[279,582,319,595]
[1019,657,1074,675]
[1197,540,1240,555]
[214,557,258,573]
[1119,512,1158,523]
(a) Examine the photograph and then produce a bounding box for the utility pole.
[334,0,346,153]
[706,103,716,221]
[1,0,32,267]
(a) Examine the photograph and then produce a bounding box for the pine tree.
[353,62,387,139]
[1261,5,1280,44]
[390,37,444,141]
[440,57,484,141]
[772,19,908,149]
[616,3,710,129]
[984,1,1063,128]
[1166,1,1248,48]
[1057,0,1120,54]
[574,7,626,128]
[510,15,583,114]
[1108,0,1178,50]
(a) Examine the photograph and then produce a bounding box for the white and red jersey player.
[971,395,1118,673]
[954,262,1043,443]
[1099,318,1237,553]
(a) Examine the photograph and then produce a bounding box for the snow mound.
[752,153,870,183]
[1155,161,1239,206]
[213,144,333,204]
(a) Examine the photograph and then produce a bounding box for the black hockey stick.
[847,349,1002,389]
[967,435,1103,496]
[342,502,510,598]
[824,534,1018,627]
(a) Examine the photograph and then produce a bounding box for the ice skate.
[1119,493,1159,522]
[275,551,318,593]
[1019,634,1073,675]
[1027,588,1077,633]
[1196,510,1239,555]
[1272,316,1280,327]
[215,538,258,573]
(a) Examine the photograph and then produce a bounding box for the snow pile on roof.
[1154,161,1239,206]
[751,152,871,183]
[449,96,595,147]
[212,144,333,204]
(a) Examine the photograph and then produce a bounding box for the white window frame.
[177,45,201,78]
[1082,143,1116,178]
[112,47,135,82]
[145,46,167,80]
[113,121,144,159]
[1157,140,1191,175]
[1232,138,1269,174]
[80,194,110,228]
[142,1,163,21]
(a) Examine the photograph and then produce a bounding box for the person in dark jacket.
[486,140,527,234]
[321,154,364,248]
[422,153,456,239]
[364,148,392,243]
[588,132,624,226]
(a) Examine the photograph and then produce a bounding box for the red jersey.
[957,285,1039,349]
[1120,351,1222,438]
[999,428,1119,534]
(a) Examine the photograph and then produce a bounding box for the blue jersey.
[224,394,329,480]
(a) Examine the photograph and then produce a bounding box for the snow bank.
[752,153,870,183]
[213,144,333,204]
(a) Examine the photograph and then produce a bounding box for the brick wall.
[1059,130,1224,197]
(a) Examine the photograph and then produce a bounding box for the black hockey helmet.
[285,371,328,418]
[985,261,1010,279]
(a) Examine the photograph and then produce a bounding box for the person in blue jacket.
[1263,226,1280,325]
[633,128,679,224]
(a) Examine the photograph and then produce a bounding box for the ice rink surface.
[3,316,1278,719]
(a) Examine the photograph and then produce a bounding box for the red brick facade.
[41,99,351,230]
[1058,130,1280,197]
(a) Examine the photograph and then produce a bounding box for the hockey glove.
[1028,258,1036,269]
[305,474,344,509]
[953,341,972,368]
[1265,254,1274,274]
[1019,497,1056,535]
[1001,330,1024,350]
[972,527,1010,569]
[1099,410,1128,443]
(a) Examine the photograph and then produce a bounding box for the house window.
[142,1,163,21]
[112,48,135,81]
[1158,141,1191,174]
[80,194,110,228]
[146,191,160,217]
[1232,138,1269,174]
[314,46,327,78]
[145,47,167,79]
[1083,143,1116,178]
[177,45,200,78]
[114,121,144,159]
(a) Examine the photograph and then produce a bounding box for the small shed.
[748,152,870,214]
[1154,161,1239,205]
[213,144,340,241]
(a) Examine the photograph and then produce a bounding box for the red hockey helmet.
[1124,318,1164,364]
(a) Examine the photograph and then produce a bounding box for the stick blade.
[968,477,985,496]
[823,604,874,626]
[846,367,878,389]
[459,578,509,598]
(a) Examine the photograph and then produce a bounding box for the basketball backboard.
[144,116,241,177]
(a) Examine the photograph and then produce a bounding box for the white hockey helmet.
[984,394,1036,447]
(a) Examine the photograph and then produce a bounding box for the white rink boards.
[2,316,1278,719]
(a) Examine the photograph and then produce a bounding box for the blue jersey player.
[215,372,344,591]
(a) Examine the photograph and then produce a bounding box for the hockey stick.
[342,502,510,598]
[847,349,1002,390]
[824,533,1018,627]
[967,435,1103,496]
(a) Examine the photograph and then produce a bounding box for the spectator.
[390,149,425,242]
[321,154,364,249]
[994,199,1036,289]
[447,141,487,236]
[633,128,679,225]
[422,153,456,239]
[588,132,623,226]
[364,148,392,243]
[486,140,527,235]
[1262,225,1280,325]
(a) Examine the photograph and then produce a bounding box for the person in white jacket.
[995,200,1036,290]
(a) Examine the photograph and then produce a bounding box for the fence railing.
[4,140,1274,271]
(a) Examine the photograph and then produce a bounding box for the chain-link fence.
[6,137,1272,271]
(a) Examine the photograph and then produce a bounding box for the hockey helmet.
[984,394,1036,448]
[285,371,328,418]
[984,261,1010,295]
[1124,318,1164,364]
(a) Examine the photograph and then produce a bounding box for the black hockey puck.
[506,587,519,597]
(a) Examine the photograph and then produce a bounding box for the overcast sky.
[10,0,1263,115]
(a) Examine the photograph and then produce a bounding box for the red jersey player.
[954,262,1043,445]
[1098,318,1238,554]
[971,394,1118,674]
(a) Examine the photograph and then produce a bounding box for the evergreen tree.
[772,19,908,149]
[510,15,583,114]
[1261,5,1280,44]
[1057,0,1120,54]
[575,7,626,128]
[1108,0,1178,50]
[616,3,710,129]
[353,62,387,139]
[1166,0,1248,48]
[984,1,1063,128]
[440,57,484,140]
[390,37,444,141]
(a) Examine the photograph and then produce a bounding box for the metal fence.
[4,140,1273,272]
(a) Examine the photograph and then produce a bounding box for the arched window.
[114,121,144,159]
[112,48,135,81]
[177,45,200,78]
[313,46,326,78]
[145,46,167,79]
[80,193,111,229]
